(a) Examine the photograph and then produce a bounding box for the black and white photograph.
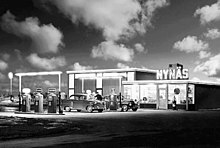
[0,0,220,147]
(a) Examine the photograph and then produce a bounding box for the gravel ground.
[0,110,220,148]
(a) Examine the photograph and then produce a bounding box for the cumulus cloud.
[137,0,169,29]
[43,0,169,41]
[0,53,10,61]
[42,0,168,61]
[204,28,220,39]
[173,36,209,53]
[194,0,220,24]
[0,60,8,71]
[43,80,66,88]
[194,53,220,77]
[43,80,57,87]
[69,62,93,71]
[191,77,200,81]
[1,11,64,53]
[14,49,22,61]
[199,51,211,59]
[0,72,6,80]
[117,63,130,69]
[15,65,32,73]
[91,41,134,62]
[134,43,147,53]
[26,53,66,70]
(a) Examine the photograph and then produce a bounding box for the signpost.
[8,72,13,96]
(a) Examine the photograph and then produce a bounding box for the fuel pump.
[109,88,118,110]
[47,88,57,113]
[21,88,31,112]
[34,88,44,113]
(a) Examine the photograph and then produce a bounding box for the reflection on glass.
[187,84,194,104]
[140,85,157,104]
[124,85,132,100]
[168,84,186,104]
[123,85,139,101]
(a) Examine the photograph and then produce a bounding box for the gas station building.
[66,68,157,97]
[67,64,220,111]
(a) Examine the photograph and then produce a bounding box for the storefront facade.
[123,80,220,111]
[66,68,157,97]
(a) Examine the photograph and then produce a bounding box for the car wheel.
[86,105,93,113]
[98,109,103,113]
[77,109,81,112]
[121,104,128,112]
[132,107,138,111]
[64,106,71,112]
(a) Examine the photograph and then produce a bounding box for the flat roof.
[15,71,62,77]
[66,68,157,74]
[122,80,220,86]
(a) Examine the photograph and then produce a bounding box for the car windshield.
[69,95,87,100]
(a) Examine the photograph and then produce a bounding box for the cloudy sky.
[0,0,220,94]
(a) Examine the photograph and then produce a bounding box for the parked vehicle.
[104,95,139,112]
[120,99,138,112]
[62,93,104,113]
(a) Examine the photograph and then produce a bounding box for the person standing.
[172,96,177,110]
[95,92,103,101]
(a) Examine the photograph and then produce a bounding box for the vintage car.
[61,93,104,113]
[104,95,139,112]
[120,99,139,112]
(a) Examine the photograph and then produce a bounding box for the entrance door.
[158,88,167,109]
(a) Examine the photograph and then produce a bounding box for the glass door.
[158,87,167,109]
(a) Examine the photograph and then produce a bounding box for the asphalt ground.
[0,109,220,148]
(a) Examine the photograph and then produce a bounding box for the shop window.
[103,78,119,96]
[74,79,82,93]
[187,84,195,104]
[140,84,157,104]
[124,85,132,100]
[123,84,139,101]
[84,79,96,93]
[131,85,139,101]
[168,84,186,104]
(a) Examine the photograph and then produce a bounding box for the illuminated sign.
[157,67,189,80]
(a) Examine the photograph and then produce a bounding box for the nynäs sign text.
[156,67,189,80]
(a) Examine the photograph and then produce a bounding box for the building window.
[124,85,132,100]
[140,84,157,104]
[103,78,120,96]
[123,84,139,101]
[168,84,186,104]
[84,78,96,93]
[74,79,82,93]
[131,85,139,101]
[187,84,195,104]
